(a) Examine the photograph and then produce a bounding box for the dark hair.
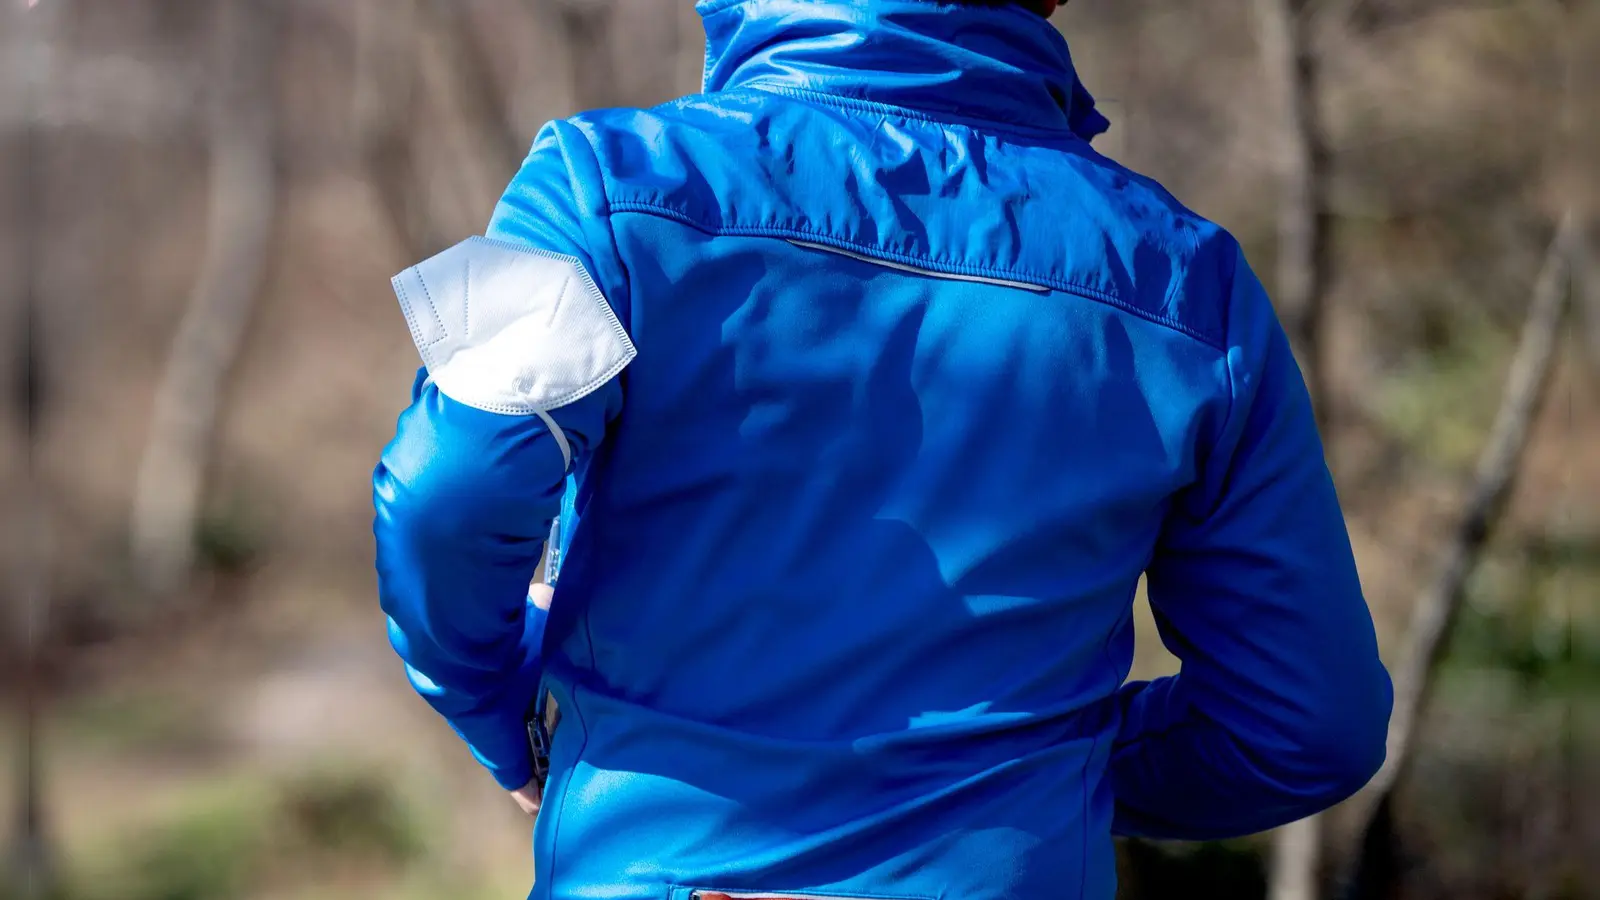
[948,0,1059,17]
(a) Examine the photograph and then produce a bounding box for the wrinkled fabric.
[375,366,619,791]
[374,2,1392,898]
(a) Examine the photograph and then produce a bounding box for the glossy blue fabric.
[373,2,1393,897]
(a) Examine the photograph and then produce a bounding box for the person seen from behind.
[373,0,1395,896]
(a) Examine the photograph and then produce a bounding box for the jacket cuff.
[458,713,537,791]
[448,602,548,791]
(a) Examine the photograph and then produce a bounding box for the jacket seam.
[609,200,1227,351]
[541,680,589,899]
[1216,245,1244,443]
[551,118,632,322]
[740,82,1080,140]
[1083,582,1138,900]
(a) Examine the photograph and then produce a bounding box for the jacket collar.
[697,0,1110,140]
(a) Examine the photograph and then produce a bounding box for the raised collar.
[697,0,1110,140]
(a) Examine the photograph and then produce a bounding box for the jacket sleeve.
[373,121,630,790]
[1109,248,1394,840]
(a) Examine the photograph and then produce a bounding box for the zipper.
[690,893,879,900]
[788,239,1051,294]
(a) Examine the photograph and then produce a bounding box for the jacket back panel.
[535,86,1236,900]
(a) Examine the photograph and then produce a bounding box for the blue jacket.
[373,2,1394,897]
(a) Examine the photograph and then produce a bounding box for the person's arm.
[373,122,633,792]
[374,372,615,790]
[1109,247,1393,840]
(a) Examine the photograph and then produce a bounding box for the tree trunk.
[1255,1,1336,895]
[1339,213,1578,899]
[1253,0,1333,436]
[8,460,54,900]
[1270,816,1324,900]
[9,2,57,892]
[129,0,279,596]
[10,255,57,900]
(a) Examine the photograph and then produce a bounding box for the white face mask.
[391,235,636,419]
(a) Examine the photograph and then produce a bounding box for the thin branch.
[1340,213,1578,899]
[1378,213,1575,802]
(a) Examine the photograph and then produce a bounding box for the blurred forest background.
[2,1,1596,898]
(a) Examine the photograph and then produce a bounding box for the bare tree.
[129,0,279,596]
[7,1,56,891]
[1338,1,1590,890]
[1254,3,1586,893]
[1253,0,1333,437]
[1253,1,1336,894]
[1269,815,1324,900]
[1339,212,1579,900]
[8,310,54,900]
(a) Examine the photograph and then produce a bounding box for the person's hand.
[513,581,555,816]
[510,778,542,816]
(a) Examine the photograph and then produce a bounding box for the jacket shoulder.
[564,96,1246,351]
[1041,143,1244,350]
[560,91,786,224]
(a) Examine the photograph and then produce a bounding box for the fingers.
[510,785,542,816]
